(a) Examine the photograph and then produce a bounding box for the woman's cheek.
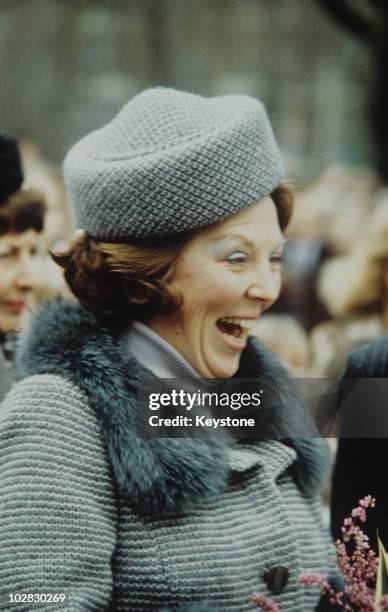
[209,274,244,306]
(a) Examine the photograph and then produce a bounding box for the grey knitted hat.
[64,88,284,241]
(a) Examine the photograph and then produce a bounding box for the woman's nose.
[245,269,280,303]
[15,257,38,291]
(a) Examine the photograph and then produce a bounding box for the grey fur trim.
[16,300,328,514]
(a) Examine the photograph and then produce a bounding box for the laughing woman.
[0,89,336,611]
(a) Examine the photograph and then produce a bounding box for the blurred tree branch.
[317,0,374,42]
[317,0,388,183]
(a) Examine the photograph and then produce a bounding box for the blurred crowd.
[1,132,387,552]
[1,139,388,385]
[255,165,388,380]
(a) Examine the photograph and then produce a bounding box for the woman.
[0,133,46,401]
[0,89,336,611]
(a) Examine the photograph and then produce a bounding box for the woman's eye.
[225,251,248,265]
[270,253,283,264]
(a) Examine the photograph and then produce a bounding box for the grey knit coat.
[0,301,336,611]
[0,345,12,403]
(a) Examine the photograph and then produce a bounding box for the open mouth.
[216,317,255,339]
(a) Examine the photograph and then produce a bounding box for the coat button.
[263,566,289,594]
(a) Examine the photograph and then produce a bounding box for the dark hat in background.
[0,132,24,204]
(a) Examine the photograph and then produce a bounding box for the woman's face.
[148,196,285,378]
[0,229,41,334]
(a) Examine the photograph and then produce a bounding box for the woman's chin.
[204,353,241,379]
[0,313,22,335]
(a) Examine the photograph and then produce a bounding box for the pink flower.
[299,495,380,611]
[251,592,281,611]
[253,496,383,611]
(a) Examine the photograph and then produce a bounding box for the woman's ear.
[126,280,152,305]
[128,294,149,305]
[163,261,177,284]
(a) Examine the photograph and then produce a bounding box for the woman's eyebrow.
[212,234,255,249]
[212,234,288,250]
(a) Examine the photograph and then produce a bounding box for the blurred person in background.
[20,137,74,247]
[309,319,378,379]
[331,334,388,552]
[311,199,388,378]
[20,137,73,301]
[272,165,378,331]
[320,196,388,552]
[252,313,310,376]
[0,132,46,401]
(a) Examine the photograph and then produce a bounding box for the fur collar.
[16,300,329,516]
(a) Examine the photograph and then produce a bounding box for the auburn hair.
[53,183,293,324]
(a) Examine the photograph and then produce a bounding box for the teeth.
[219,317,256,330]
